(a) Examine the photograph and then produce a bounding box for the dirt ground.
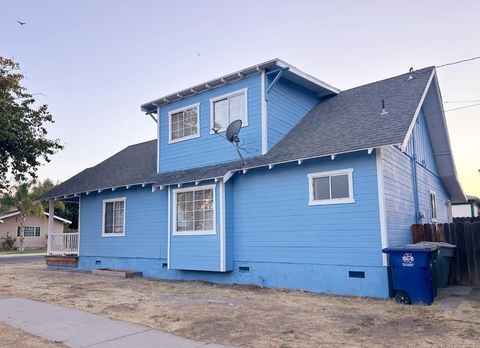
[0,322,65,348]
[0,262,479,348]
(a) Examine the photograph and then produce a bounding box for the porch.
[46,199,79,258]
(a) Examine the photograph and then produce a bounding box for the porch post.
[47,199,55,254]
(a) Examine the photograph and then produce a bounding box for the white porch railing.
[48,233,79,255]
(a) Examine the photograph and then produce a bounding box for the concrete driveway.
[0,254,45,264]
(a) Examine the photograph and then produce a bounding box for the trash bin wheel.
[395,290,411,305]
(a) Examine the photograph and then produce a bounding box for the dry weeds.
[0,262,479,348]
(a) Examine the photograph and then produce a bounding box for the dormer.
[141,59,339,173]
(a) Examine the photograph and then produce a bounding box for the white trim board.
[219,179,226,272]
[209,88,249,133]
[101,197,126,237]
[168,103,201,144]
[376,148,389,266]
[261,70,268,155]
[307,168,355,206]
[171,184,217,236]
[401,69,435,152]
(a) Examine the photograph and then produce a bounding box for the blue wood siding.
[158,75,262,173]
[267,77,318,150]
[382,111,449,247]
[232,152,383,267]
[79,186,166,259]
[77,150,389,297]
[169,181,222,271]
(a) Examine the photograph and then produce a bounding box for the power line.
[444,100,480,104]
[436,56,480,69]
[444,102,480,113]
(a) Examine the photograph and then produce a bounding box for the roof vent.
[408,67,415,80]
[381,99,388,115]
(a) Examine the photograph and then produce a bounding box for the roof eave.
[140,58,339,113]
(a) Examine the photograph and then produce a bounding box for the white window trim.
[172,184,216,236]
[102,197,126,237]
[429,190,438,222]
[308,168,355,206]
[18,226,41,238]
[209,88,249,134]
[168,103,201,144]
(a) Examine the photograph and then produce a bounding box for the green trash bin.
[416,242,456,288]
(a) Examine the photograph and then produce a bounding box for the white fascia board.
[140,58,339,112]
[400,69,436,152]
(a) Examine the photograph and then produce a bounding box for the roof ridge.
[341,66,435,94]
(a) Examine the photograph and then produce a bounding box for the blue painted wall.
[169,181,221,271]
[79,186,166,259]
[266,76,319,150]
[382,110,449,247]
[77,151,389,297]
[231,152,383,267]
[158,74,262,173]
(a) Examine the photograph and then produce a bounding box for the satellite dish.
[225,120,242,143]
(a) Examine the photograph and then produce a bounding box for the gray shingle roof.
[39,67,436,200]
[37,140,157,200]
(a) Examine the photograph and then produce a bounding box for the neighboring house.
[39,59,465,298]
[0,211,71,249]
[452,195,479,218]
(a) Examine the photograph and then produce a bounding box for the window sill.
[168,133,201,144]
[209,122,249,135]
[308,198,355,206]
[101,233,126,237]
[173,230,217,236]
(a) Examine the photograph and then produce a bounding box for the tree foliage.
[0,57,63,191]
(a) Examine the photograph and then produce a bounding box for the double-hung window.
[174,185,215,235]
[430,191,437,222]
[210,89,248,132]
[169,103,200,143]
[17,226,41,237]
[308,169,354,205]
[103,198,126,236]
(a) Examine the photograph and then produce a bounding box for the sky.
[1,0,479,196]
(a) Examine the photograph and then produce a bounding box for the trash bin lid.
[415,241,456,249]
[382,243,440,253]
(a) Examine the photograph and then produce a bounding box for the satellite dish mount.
[213,120,245,167]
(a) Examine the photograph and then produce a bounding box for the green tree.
[31,179,78,230]
[0,183,45,251]
[0,57,63,191]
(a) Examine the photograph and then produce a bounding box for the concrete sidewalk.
[0,252,46,257]
[0,295,230,347]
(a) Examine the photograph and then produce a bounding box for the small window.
[308,169,354,205]
[210,89,248,132]
[169,104,200,143]
[17,226,41,237]
[174,186,215,235]
[103,198,126,236]
[430,191,437,222]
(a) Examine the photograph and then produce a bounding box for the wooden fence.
[412,222,480,286]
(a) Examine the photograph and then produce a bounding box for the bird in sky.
[17,20,26,26]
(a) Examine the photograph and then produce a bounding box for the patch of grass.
[0,247,46,255]
[344,326,360,334]
[459,327,480,339]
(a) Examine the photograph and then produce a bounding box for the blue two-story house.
[40,59,465,298]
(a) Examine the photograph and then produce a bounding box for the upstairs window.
[169,103,200,143]
[308,169,354,205]
[103,198,126,236]
[17,226,41,237]
[430,191,437,222]
[174,185,215,235]
[210,89,248,132]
